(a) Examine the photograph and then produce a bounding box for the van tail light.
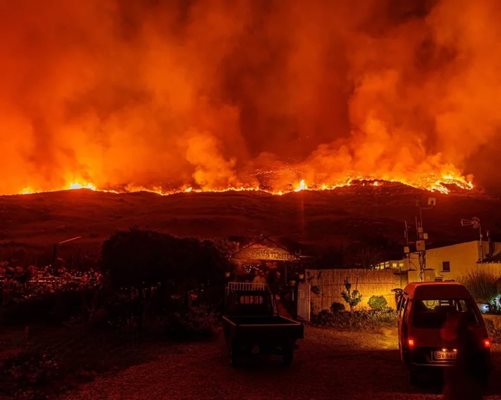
[408,338,416,349]
[483,338,491,349]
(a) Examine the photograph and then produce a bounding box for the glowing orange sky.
[0,0,500,195]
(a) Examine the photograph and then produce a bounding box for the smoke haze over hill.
[0,0,500,194]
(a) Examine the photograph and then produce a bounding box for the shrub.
[330,302,345,313]
[0,350,60,395]
[311,310,335,326]
[0,289,96,325]
[164,305,218,340]
[368,295,388,311]
[461,271,498,306]
[312,309,397,331]
[340,278,362,312]
[101,229,229,292]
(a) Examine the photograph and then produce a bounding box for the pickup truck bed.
[222,283,304,366]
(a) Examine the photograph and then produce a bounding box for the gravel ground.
[61,326,500,400]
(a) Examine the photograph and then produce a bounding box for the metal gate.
[297,283,311,321]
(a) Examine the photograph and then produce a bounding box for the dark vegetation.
[1,184,500,269]
[312,284,396,330]
[0,229,229,399]
[460,271,501,341]
[461,271,500,312]
[367,295,388,310]
[340,278,362,313]
[311,308,397,330]
[102,229,228,290]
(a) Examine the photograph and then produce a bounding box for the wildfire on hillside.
[1,0,499,196]
[18,174,473,197]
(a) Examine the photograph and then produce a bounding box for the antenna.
[460,217,483,262]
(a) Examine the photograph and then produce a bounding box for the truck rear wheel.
[409,367,421,386]
[282,345,294,366]
[230,343,241,367]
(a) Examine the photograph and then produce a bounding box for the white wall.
[406,241,501,282]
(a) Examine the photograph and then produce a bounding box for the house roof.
[231,235,300,262]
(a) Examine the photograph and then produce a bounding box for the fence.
[305,268,404,315]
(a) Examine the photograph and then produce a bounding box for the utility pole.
[414,197,436,281]
[402,221,411,287]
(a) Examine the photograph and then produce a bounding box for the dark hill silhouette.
[0,182,499,266]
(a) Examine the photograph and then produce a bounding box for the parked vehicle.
[222,282,304,366]
[396,282,491,383]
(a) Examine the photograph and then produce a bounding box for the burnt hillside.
[0,183,499,265]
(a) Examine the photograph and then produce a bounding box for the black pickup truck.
[222,282,304,366]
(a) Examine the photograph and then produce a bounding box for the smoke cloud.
[0,0,500,194]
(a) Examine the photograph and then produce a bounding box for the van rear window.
[412,298,478,328]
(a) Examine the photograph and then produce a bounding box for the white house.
[376,240,501,282]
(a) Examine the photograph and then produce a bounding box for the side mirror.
[392,288,404,311]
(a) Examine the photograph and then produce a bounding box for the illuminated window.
[442,261,450,272]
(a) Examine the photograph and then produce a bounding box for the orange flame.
[67,182,97,191]
[1,1,496,197]
[16,172,474,197]
[294,179,308,192]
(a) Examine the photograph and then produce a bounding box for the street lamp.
[52,236,82,267]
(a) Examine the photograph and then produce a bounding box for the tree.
[101,229,229,291]
[340,278,362,313]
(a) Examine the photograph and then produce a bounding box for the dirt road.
[61,326,500,400]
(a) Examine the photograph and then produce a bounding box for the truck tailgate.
[223,315,304,341]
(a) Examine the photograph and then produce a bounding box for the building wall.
[407,262,501,282]
[306,268,403,314]
[406,241,501,282]
[428,241,478,279]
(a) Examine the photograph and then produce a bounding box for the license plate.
[433,350,457,360]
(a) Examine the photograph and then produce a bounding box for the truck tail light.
[483,338,491,349]
[408,338,415,349]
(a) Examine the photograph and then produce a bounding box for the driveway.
[61,326,500,400]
